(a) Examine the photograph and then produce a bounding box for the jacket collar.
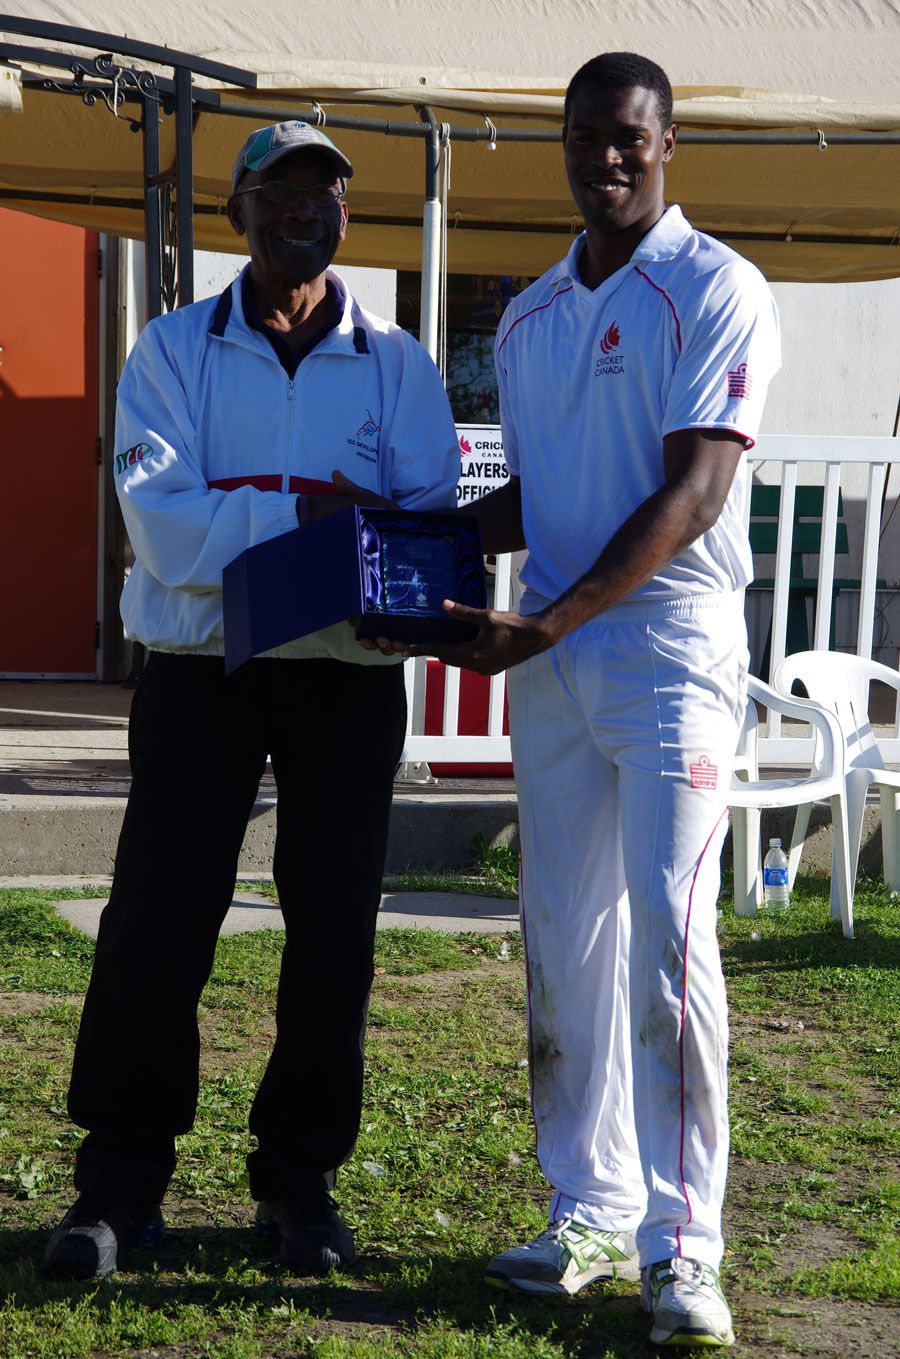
[212,264,369,356]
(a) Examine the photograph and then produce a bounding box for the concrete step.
[0,791,520,876]
[0,786,890,879]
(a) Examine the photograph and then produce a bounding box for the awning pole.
[141,90,162,321]
[174,65,194,307]
[418,106,441,363]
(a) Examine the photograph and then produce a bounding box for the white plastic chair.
[729,674,855,937]
[775,651,900,911]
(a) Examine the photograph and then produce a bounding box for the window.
[396,272,532,423]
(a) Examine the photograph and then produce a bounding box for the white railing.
[749,435,900,763]
[401,549,514,765]
[400,435,900,769]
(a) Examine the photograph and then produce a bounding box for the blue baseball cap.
[231,121,354,193]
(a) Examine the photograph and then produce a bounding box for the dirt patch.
[729,1007,892,1137]
[377,959,520,1003]
[730,1005,823,1048]
[0,990,78,1016]
[729,1294,896,1357]
[378,969,478,1003]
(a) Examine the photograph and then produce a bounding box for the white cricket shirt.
[495,205,781,603]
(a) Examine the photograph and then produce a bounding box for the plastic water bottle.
[763,838,790,910]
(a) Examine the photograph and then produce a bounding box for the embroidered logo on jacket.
[594,322,624,376]
[727,363,752,399]
[689,755,718,790]
[348,409,380,463]
[114,442,154,476]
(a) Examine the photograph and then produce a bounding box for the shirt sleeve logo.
[595,321,624,377]
[727,363,753,399]
[114,442,154,476]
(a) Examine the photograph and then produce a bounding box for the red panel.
[424,659,513,777]
[0,209,99,673]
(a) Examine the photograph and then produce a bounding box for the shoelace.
[670,1257,705,1286]
[543,1215,576,1243]
[653,1257,715,1299]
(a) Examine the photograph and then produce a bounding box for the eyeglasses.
[236,180,344,209]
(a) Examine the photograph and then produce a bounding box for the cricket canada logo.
[600,322,621,355]
[727,363,752,399]
[459,435,473,454]
[594,321,624,376]
[114,442,154,476]
[689,754,718,790]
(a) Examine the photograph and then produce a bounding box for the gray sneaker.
[486,1216,640,1294]
[641,1256,735,1347]
[42,1195,163,1278]
[256,1191,355,1274]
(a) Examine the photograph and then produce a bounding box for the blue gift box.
[223,505,486,674]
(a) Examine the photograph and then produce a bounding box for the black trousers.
[69,651,407,1204]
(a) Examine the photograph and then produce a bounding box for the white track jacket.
[114,267,460,664]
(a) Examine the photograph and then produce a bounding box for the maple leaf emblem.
[600,322,621,356]
[459,436,473,454]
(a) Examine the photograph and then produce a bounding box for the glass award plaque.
[223,505,488,673]
[379,530,459,615]
[356,509,486,643]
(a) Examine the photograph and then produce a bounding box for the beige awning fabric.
[1,3,899,282]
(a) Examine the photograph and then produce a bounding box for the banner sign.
[455,424,508,505]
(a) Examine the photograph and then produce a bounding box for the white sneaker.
[485,1217,640,1294]
[641,1257,735,1347]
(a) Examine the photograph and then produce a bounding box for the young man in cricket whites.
[365,51,780,1348]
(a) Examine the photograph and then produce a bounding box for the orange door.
[0,208,100,675]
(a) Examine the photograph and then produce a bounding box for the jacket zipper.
[283,377,296,494]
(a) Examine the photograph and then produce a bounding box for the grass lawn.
[0,872,897,1358]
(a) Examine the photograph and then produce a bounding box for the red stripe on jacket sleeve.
[207,475,342,495]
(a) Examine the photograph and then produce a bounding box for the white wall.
[763,280,900,441]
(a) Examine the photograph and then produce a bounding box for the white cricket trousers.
[506,590,748,1269]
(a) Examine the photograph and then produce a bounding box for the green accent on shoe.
[485,1217,640,1295]
[642,1257,735,1348]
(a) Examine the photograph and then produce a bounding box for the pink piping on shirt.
[674,805,729,1257]
[496,285,574,359]
[634,267,682,353]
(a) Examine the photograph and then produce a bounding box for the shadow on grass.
[722,922,900,975]
[0,1225,652,1357]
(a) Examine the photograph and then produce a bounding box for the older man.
[42,121,460,1279]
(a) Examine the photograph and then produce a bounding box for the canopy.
[1,2,899,282]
